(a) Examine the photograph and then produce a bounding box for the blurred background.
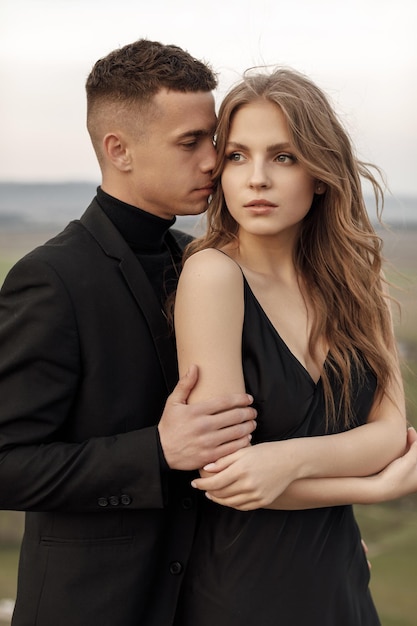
[1,0,416,624]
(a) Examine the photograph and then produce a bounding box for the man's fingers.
[219,418,256,440]
[169,365,199,404]
[199,394,256,419]
[207,422,256,456]
[211,412,257,440]
[169,372,256,425]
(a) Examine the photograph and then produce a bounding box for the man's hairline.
[91,85,214,122]
[88,86,216,150]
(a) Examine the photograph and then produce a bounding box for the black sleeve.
[0,255,166,512]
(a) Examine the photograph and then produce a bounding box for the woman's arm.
[175,249,247,401]
[177,251,407,507]
[191,427,416,511]
[267,426,417,510]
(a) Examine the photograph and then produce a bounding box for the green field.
[0,226,416,624]
[0,545,20,600]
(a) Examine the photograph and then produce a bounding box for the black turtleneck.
[96,187,181,307]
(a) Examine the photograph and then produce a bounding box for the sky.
[1,0,417,196]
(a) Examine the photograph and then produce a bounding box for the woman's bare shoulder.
[181,248,242,284]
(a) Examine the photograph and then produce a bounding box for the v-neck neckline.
[242,276,327,387]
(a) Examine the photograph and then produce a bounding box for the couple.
[0,38,415,626]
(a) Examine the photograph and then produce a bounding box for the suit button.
[169,561,183,575]
[109,496,120,506]
[98,497,108,507]
[120,494,132,506]
[182,497,193,510]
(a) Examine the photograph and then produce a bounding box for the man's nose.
[200,140,216,173]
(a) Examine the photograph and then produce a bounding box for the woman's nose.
[248,161,270,188]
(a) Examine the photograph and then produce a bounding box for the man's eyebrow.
[177,128,215,140]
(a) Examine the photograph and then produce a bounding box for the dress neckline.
[242,275,326,387]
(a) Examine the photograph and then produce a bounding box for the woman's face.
[221,99,322,241]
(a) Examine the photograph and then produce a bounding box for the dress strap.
[214,248,247,279]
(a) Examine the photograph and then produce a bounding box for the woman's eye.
[276,153,296,163]
[226,152,243,162]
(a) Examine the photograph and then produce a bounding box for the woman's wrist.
[354,474,382,505]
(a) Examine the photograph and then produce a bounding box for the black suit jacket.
[0,199,197,625]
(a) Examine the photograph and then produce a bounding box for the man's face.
[128,89,217,219]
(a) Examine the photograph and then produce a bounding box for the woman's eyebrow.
[225,141,293,152]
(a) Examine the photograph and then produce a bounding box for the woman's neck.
[223,229,299,283]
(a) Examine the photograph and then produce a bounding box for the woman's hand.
[372,427,417,500]
[191,441,299,511]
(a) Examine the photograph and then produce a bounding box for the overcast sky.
[1,0,416,196]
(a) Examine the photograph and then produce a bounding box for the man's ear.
[103,132,132,171]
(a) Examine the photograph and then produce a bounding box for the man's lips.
[195,185,214,194]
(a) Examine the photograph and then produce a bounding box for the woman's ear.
[102,132,132,172]
[315,182,327,195]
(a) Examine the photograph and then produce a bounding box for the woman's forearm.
[266,475,380,510]
[191,417,408,512]
[267,427,417,510]
[284,387,406,481]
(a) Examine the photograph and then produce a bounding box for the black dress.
[175,276,381,626]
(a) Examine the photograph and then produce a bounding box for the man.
[0,39,256,626]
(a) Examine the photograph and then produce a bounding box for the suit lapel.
[118,256,178,392]
[79,200,178,393]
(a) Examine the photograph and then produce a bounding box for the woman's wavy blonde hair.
[184,68,398,429]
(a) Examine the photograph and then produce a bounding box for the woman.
[174,69,407,625]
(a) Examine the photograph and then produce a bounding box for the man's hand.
[158,365,257,471]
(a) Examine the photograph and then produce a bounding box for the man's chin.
[180,204,209,217]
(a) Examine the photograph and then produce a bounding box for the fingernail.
[205,492,212,500]
[203,463,216,471]
[247,394,254,402]
[191,481,197,488]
